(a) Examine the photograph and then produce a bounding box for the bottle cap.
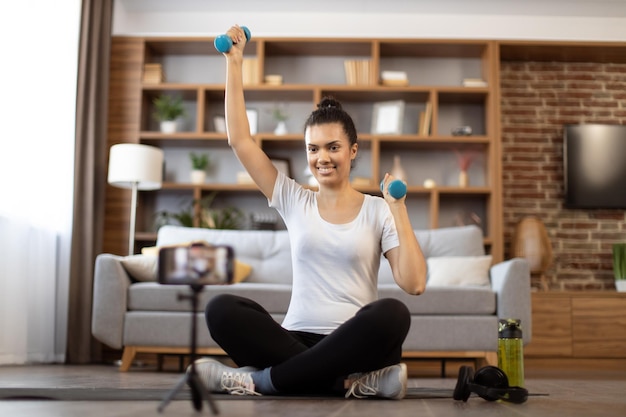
[499,318,523,338]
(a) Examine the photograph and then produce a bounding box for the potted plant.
[152,94,185,133]
[613,243,626,292]
[199,192,244,230]
[161,192,243,230]
[190,152,210,184]
[272,103,289,135]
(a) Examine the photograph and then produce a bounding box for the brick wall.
[500,61,626,291]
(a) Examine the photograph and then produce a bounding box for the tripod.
[158,284,219,414]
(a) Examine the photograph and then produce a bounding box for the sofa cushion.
[416,225,485,258]
[128,282,293,313]
[378,225,486,284]
[426,255,492,287]
[156,227,292,284]
[377,285,496,315]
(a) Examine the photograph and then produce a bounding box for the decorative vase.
[616,281,626,292]
[274,121,287,135]
[190,170,206,184]
[390,155,407,181]
[459,170,469,187]
[274,120,287,135]
[160,120,177,134]
[512,217,553,274]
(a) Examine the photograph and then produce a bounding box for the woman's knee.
[364,298,410,334]
[372,298,409,317]
[205,293,239,331]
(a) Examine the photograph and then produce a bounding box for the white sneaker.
[345,363,407,400]
[191,358,261,396]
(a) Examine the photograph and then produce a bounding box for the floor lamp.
[108,144,164,256]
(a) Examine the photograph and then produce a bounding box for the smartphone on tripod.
[156,241,234,413]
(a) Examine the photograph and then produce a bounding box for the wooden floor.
[1,358,625,417]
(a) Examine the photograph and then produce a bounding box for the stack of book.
[380,70,409,87]
[462,78,488,87]
[344,60,372,85]
[264,74,283,85]
[242,58,259,85]
[143,63,165,84]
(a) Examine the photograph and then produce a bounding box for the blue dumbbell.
[380,179,407,199]
[214,26,252,53]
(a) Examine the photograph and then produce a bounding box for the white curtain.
[0,219,60,363]
[0,1,81,364]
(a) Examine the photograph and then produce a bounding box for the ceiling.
[118,0,626,18]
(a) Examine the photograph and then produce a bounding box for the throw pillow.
[120,255,158,282]
[122,245,252,283]
[426,255,492,287]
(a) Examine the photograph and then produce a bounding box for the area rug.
[0,387,455,401]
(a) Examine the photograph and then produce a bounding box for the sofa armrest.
[490,258,532,345]
[91,254,131,349]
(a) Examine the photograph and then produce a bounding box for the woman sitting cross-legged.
[193,25,427,400]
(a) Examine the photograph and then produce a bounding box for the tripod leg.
[190,371,220,414]
[157,373,189,413]
[159,285,219,414]
[190,379,203,411]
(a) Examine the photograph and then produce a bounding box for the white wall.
[113,0,626,41]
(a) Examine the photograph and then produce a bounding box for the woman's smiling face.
[305,122,357,187]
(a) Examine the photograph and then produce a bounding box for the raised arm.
[382,174,427,295]
[222,25,277,200]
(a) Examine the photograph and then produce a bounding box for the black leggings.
[205,294,410,395]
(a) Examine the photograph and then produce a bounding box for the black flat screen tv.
[564,124,626,209]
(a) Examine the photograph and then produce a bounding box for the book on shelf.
[462,78,487,87]
[418,102,433,136]
[143,63,165,84]
[344,60,372,85]
[242,58,259,85]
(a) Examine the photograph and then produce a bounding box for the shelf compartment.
[378,41,489,87]
[264,39,375,85]
[144,38,257,84]
[437,91,487,137]
[379,146,488,189]
[437,194,489,236]
[141,87,200,133]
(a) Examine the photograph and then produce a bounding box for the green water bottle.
[498,318,524,388]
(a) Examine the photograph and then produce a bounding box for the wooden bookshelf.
[104,36,502,259]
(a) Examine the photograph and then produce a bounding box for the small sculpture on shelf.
[451,126,473,136]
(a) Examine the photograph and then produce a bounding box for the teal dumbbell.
[214,26,251,53]
[380,179,407,199]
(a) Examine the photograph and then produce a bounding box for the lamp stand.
[128,181,138,256]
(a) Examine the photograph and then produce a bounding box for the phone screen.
[157,242,234,285]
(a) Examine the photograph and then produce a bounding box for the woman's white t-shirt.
[270,172,399,335]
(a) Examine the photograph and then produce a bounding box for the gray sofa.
[92,225,531,371]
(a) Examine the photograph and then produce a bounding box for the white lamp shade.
[108,144,164,190]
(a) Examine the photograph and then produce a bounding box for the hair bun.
[318,96,342,111]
